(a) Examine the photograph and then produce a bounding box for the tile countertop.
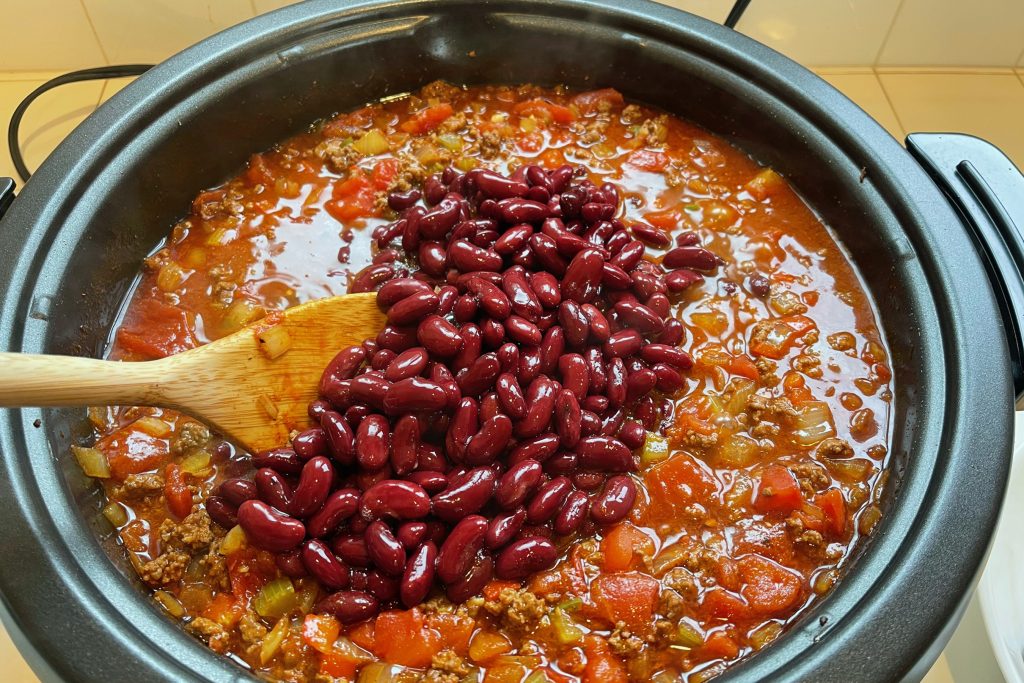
[1,68,1022,683]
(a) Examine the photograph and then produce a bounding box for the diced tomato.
[245,153,274,185]
[513,98,576,124]
[581,635,627,683]
[303,614,341,653]
[625,149,670,172]
[754,465,803,514]
[202,592,243,627]
[428,612,475,656]
[164,463,192,519]
[96,426,169,480]
[571,88,625,115]
[794,503,827,533]
[517,131,544,153]
[644,209,683,232]
[226,548,273,602]
[115,298,198,360]
[715,557,741,591]
[348,620,376,651]
[591,572,660,634]
[729,354,760,380]
[748,314,817,360]
[782,371,814,404]
[644,452,719,523]
[319,651,359,679]
[816,488,848,536]
[738,555,803,614]
[326,172,376,224]
[700,588,749,621]
[371,158,400,190]
[700,630,740,660]
[400,103,454,135]
[371,609,443,668]
[600,522,654,572]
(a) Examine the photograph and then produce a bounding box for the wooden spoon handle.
[0,352,172,407]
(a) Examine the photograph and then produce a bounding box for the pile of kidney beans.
[205,163,716,624]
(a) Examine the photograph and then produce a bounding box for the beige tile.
[253,0,298,13]
[0,74,103,183]
[0,0,106,71]
[82,0,254,64]
[738,0,901,67]
[878,71,1024,168]
[99,76,137,103]
[879,0,1024,67]
[0,624,40,683]
[815,69,905,139]
[921,655,955,683]
[655,0,735,23]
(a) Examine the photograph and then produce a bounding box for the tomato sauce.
[85,82,892,683]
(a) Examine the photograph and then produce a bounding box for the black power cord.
[724,0,753,29]
[7,64,153,184]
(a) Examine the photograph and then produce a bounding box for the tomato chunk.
[371,609,443,668]
[400,103,454,135]
[302,614,341,653]
[115,299,198,360]
[96,426,169,480]
[591,572,660,634]
[572,88,625,115]
[754,465,803,514]
[164,463,192,519]
[600,522,654,572]
[816,487,848,536]
[739,555,803,614]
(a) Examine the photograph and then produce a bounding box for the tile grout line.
[872,69,909,142]
[872,0,907,68]
[249,0,259,16]
[78,0,110,109]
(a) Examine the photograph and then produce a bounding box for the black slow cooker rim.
[0,1,1013,681]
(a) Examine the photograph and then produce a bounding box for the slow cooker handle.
[908,133,1024,402]
[0,177,13,218]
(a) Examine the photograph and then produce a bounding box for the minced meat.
[790,462,830,496]
[817,437,854,459]
[239,611,268,645]
[160,508,215,552]
[634,116,668,146]
[430,650,471,676]
[608,621,645,658]
[111,472,164,500]
[187,617,231,652]
[483,587,547,632]
[139,551,190,586]
[316,138,362,174]
[173,422,210,454]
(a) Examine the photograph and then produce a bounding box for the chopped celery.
[437,134,464,152]
[454,156,478,172]
[352,129,389,156]
[252,577,296,619]
[675,621,704,648]
[557,597,582,612]
[640,432,669,467]
[179,449,212,476]
[357,663,405,683]
[102,501,128,527]
[219,525,247,555]
[72,445,111,478]
[716,434,759,468]
[750,622,782,650]
[550,608,583,645]
[524,672,552,683]
[294,579,319,614]
[260,617,289,664]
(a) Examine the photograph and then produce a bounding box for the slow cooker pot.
[1,1,1023,681]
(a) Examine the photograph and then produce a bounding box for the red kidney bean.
[349,569,369,591]
[390,414,420,475]
[290,456,334,518]
[516,345,542,386]
[614,300,664,337]
[494,372,528,419]
[601,407,628,436]
[526,476,572,524]
[255,468,293,512]
[560,187,585,218]
[371,349,397,371]
[464,276,511,319]
[618,420,646,450]
[495,537,557,580]
[364,520,406,577]
[631,222,671,247]
[397,521,428,549]
[559,301,590,347]
[457,352,501,397]
[475,169,529,198]
[646,293,671,318]
[307,488,360,538]
[658,319,685,346]
[601,262,631,289]
[320,346,366,387]
[344,404,371,428]
[446,555,494,603]
[605,357,627,408]
[650,362,684,393]
[530,271,562,308]
[349,263,396,293]
[450,323,482,372]
[437,515,489,584]
[445,397,478,462]
[626,368,658,404]
[583,397,608,416]
[388,188,421,211]
[610,240,645,271]
[237,500,305,552]
[494,459,544,510]
[502,315,541,346]
[561,248,604,303]
[604,329,643,358]
[580,410,601,436]
[302,539,350,590]
[276,549,308,578]
[308,399,331,422]
[583,348,606,395]
[350,374,390,411]
[507,433,560,466]
[605,231,630,256]
[557,353,589,401]
[405,471,447,495]
[384,347,429,382]
[515,376,558,439]
[419,196,461,239]
[252,447,305,476]
[376,325,419,354]
[639,343,694,370]
[376,278,432,308]
[666,268,704,292]
[748,273,771,297]
[356,415,390,471]
[573,471,604,491]
[554,490,590,535]
[494,224,534,255]
[315,591,380,625]
[480,317,506,348]
[631,271,666,300]
[400,541,438,608]
[501,268,543,320]
[555,389,582,448]
[537,327,565,377]
[577,435,635,472]
[360,479,431,521]
[332,535,371,567]
[486,508,527,550]
[529,234,568,276]
[580,304,610,343]
[663,245,718,271]
[496,343,520,374]
[401,210,422,252]
[544,451,579,476]
[449,239,502,272]
[387,290,439,326]
[431,466,497,521]
[367,570,400,602]
[498,197,550,223]
[591,475,638,524]
[384,377,448,413]
[453,295,479,325]
[417,315,463,357]
[205,496,237,529]
[219,478,258,507]
[466,414,513,465]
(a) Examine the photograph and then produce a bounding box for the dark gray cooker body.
[0,1,1021,681]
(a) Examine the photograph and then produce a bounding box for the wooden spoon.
[0,293,385,452]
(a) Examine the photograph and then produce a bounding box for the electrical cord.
[7,64,152,184]
[724,0,753,29]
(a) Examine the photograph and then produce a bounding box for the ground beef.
[139,551,190,586]
[476,130,503,159]
[745,393,797,438]
[634,116,668,146]
[653,619,677,646]
[316,138,362,174]
[111,472,164,500]
[160,508,215,552]
[620,104,643,124]
[173,422,210,454]
[679,429,718,450]
[790,462,830,496]
[437,112,468,134]
[662,568,698,598]
[418,672,459,683]
[420,80,462,99]
[792,353,822,378]
[658,589,687,621]
[429,650,471,677]
[200,543,230,592]
[608,621,645,658]
[143,248,171,272]
[817,437,854,459]
[754,357,780,386]
[187,617,231,652]
[239,611,268,645]
[483,587,547,632]
[577,117,609,145]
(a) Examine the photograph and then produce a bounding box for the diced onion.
[550,608,583,645]
[357,663,406,683]
[72,445,111,478]
[791,401,836,446]
[154,590,185,618]
[260,617,289,664]
[219,525,248,555]
[179,449,212,477]
[133,416,171,437]
[102,501,128,527]
[716,434,759,468]
[749,622,782,650]
[221,299,265,334]
[257,325,292,360]
[352,129,390,156]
